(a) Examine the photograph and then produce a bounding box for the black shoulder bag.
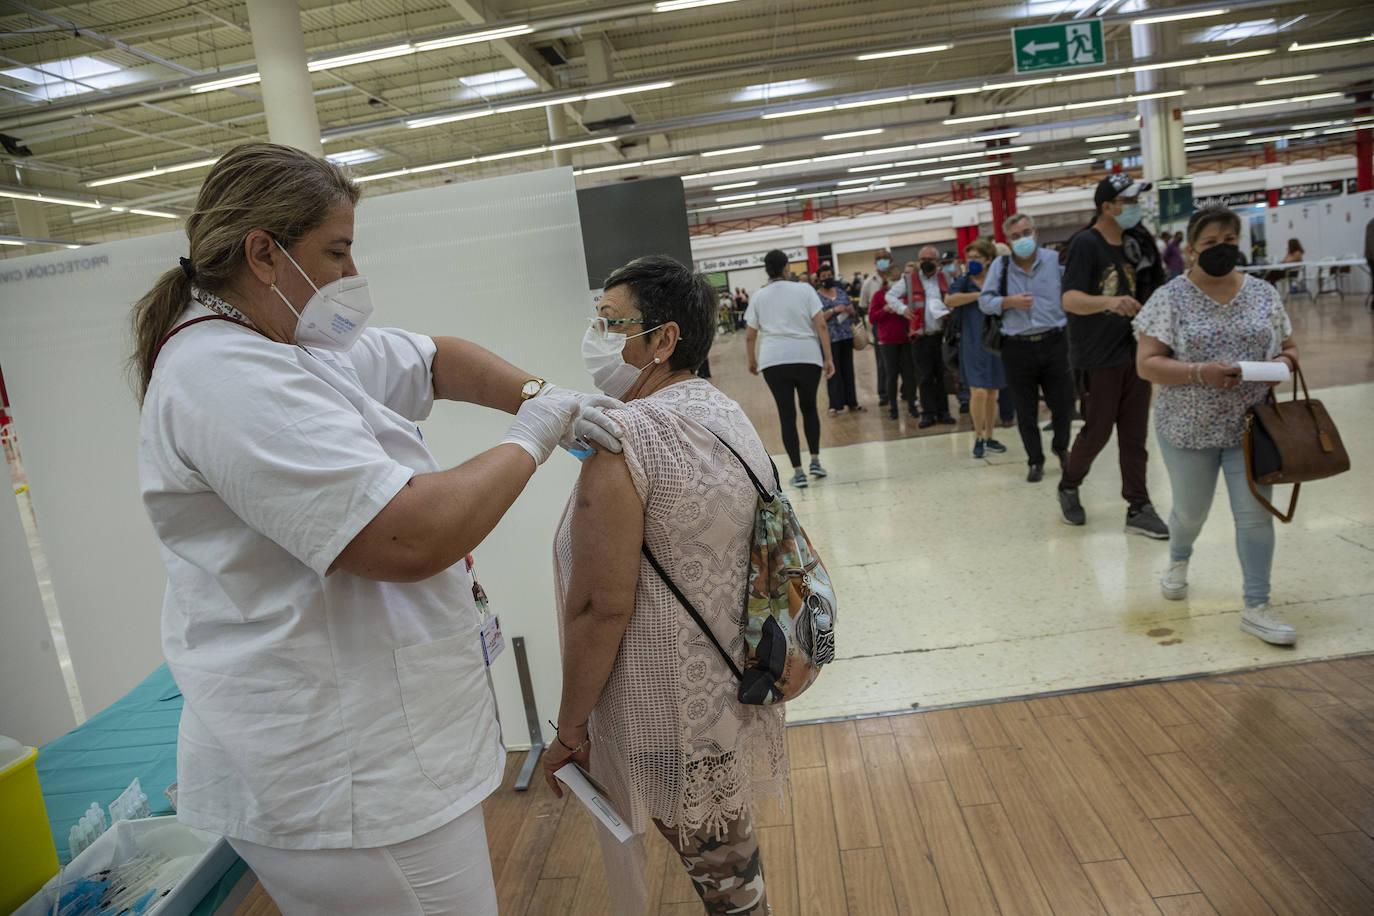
[981,255,1008,356]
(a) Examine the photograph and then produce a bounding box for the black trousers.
[999,330,1075,466]
[911,334,950,419]
[826,338,859,410]
[879,341,915,412]
[875,343,890,401]
[763,363,822,468]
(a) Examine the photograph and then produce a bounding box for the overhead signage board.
[1013,19,1104,73]
[695,247,807,273]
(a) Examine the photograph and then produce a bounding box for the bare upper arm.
[565,449,642,621]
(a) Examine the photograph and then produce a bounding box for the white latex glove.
[500,386,582,465]
[561,390,624,456]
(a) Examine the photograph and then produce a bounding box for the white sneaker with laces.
[1161,560,1188,600]
[1240,603,1297,646]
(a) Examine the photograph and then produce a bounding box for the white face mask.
[272,243,373,351]
[581,318,656,398]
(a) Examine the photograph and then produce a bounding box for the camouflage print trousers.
[653,811,768,915]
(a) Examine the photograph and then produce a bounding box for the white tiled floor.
[782,381,1374,723]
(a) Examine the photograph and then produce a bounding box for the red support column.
[1265,143,1280,208]
[1001,172,1017,220]
[989,176,1007,244]
[1357,91,1372,192]
[806,247,819,273]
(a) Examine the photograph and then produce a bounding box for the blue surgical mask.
[967,260,984,276]
[1011,236,1036,259]
[1116,203,1143,230]
[875,258,891,270]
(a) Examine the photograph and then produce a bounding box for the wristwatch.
[520,378,547,401]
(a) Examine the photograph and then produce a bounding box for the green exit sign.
[1012,19,1105,73]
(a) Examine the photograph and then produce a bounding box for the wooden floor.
[231,655,1374,915]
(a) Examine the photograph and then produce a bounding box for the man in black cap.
[1057,172,1168,538]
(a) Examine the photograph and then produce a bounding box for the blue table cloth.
[35,664,247,914]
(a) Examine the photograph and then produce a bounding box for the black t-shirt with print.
[1062,227,1141,370]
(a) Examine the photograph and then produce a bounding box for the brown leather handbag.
[1242,359,1350,523]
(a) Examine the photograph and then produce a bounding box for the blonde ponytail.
[131,268,195,402]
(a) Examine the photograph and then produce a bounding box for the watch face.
[522,380,541,397]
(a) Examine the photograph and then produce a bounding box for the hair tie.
[179,256,195,279]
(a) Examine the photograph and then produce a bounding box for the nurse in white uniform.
[132,142,619,916]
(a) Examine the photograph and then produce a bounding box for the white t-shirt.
[139,303,504,850]
[744,280,823,371]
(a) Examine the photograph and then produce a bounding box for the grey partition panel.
[577,176,693,289]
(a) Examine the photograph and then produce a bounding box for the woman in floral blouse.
[1134,206,1299,646]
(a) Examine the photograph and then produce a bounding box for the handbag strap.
[1242,415,1300,523]
[706,428,780,499]
[641,544,745,682]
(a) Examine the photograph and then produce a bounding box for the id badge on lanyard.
[465,555,504,666]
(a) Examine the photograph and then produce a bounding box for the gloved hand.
[561,390,624,457]
[500,385,624,465]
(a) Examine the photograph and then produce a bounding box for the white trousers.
[228,805,498,916]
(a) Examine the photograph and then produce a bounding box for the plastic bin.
[0,746,60,914]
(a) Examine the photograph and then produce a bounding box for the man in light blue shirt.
[979,213,1076,482]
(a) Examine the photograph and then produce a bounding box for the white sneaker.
[1240,603,1297,646]
[1161,561,1188,600]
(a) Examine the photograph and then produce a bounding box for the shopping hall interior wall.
[0,168,592,746]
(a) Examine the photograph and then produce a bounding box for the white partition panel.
[0,168,588,746]
[0,236,181,719]
[0,486,76,746]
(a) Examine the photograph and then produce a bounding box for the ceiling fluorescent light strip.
[129,208,178,219]
[1024,158,1097,170]
[654,0,743,12]
[907,87,981,101]
[1132,8,1229,25]
[856,44,950,61]
[412,25,534,51]
[1256,74,1316,85]
[583,81,673,100]
[1288,34,1373,52]
[1183,122,1222,131]
[85,157,218,187]
[1186,91,1342,116]
[701,145,763,157]
[354,168,414,183]
[823,129,884,140]
[762,104,836,120]
[406,110,496,129]
[717,187,797,202]
[574,156,687,175]
[834,96,908,110]
[0,189,103,209]
[711,180,757,190]
[1085,133,1131,142]
[308,44,416,72]
[190,72,261,93]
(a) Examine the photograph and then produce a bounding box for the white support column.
[245,0,322,156]
[4,165,49,238]
[1132,22,1186,183]
[546,105,570,168]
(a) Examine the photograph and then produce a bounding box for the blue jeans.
[1157,438,1275,608]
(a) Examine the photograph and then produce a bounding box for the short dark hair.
[763,249,789,278]
[603,255,716,372]
[1186,206,1241,246]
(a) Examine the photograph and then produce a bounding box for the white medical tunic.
[139,302,504,850]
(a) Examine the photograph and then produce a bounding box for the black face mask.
[920,260,937,275]
[820,277,835,289]
[1197,243,1240,278]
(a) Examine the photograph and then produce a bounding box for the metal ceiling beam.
[0,0,1327,134]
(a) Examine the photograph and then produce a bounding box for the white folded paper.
[555,763,631,842]
[1236,361,1291,383]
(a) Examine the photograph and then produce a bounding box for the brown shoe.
[1027,463,1044,483]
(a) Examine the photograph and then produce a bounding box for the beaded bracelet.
[549,719,590,755]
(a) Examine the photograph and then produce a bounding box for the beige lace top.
[554,379,788,839]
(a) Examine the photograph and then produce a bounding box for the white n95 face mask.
[581,318,656,398]
[272,243,374,351]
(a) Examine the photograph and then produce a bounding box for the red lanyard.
[149,314,265,374]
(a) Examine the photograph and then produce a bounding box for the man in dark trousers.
[1057,173,1169,538]
[892,246,957,427]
